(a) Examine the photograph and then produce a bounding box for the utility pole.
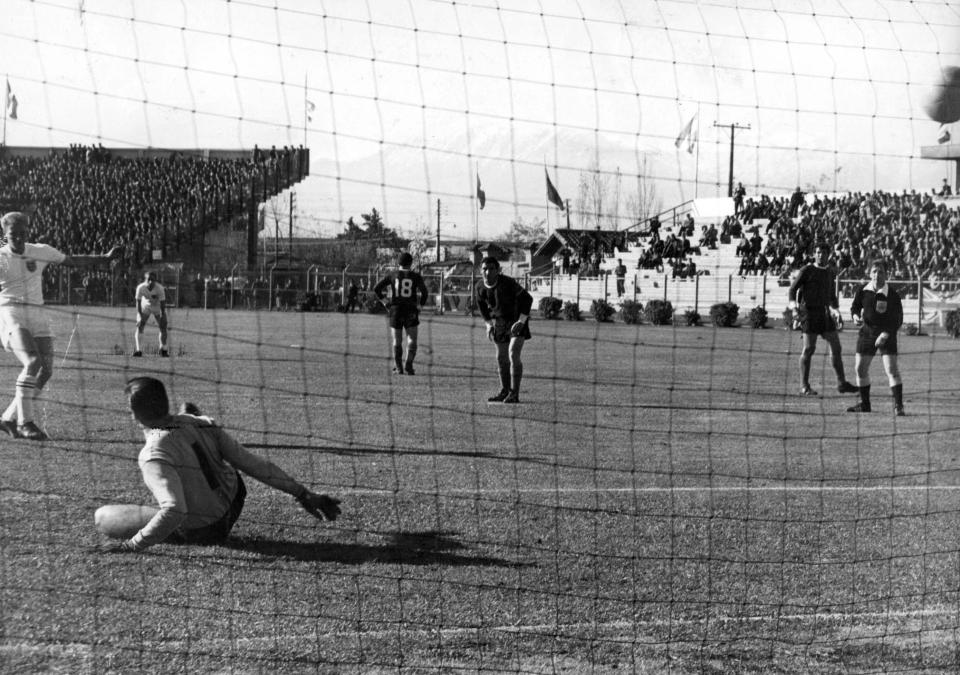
[713,121,751,197]
[289,191,295,268]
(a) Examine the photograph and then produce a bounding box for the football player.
[847,260,905,415]
[0,211,121,440]
[95,377,341,552]
[373,252,429,375]
[475,256,532,403]
[787,241,858,397]
[133,271,169,357]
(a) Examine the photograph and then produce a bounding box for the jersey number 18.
[395,278,414,298]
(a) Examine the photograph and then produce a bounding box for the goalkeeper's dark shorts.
[799,305,839,335]
[170,475,247,545]
[492,318,531,344]
[856,329,898,356]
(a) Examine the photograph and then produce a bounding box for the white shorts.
[139,304,163,317]
[0,304,54,351]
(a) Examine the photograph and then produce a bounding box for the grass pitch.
[2,306,960,673]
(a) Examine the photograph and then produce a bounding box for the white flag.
[6,80,17,120]
[306,99,316,123]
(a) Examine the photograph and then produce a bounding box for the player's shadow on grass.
[224,529,522,567]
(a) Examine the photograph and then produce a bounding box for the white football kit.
[135,281,166,316]
[0,242,67,348]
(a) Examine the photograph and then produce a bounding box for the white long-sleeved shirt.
[131,414,305,549]
[0,243,66,306]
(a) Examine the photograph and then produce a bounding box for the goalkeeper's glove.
[296,489,341,522]
[875,332,889,348]
[485,322,495,341]
[102,540,139,554]
[510,314,529,337]
[829,307,843,330]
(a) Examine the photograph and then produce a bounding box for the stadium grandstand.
[0,144,309,306]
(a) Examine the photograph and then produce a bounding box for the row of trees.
[323,157,663,246]
[262,158,662,267]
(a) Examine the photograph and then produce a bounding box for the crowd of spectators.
[0,143,308,270]
[729,187,960,283]
[622,187,960,286]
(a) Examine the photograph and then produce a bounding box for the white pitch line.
[343,485,960,495]
[143,608,960,650]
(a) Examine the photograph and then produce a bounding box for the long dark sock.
[860,384,871,409]
[499,364,510,392]
[891,383,903,407]
[511,363,523,394]
[394,345,403,369]
[405,345,417,369]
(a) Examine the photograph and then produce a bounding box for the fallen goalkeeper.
[95,376,341,552]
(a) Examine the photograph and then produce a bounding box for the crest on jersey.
[25,260,36,272]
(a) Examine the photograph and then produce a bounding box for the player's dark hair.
[125,376,170,424]
[397,252,413,268]
[869,259,888,272]
[481,256,500,268]
[816,241,831,252]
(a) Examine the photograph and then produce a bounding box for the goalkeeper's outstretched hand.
[297,490,341,521]
[101,540,138,554]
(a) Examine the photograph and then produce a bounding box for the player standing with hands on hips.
[133,271,169,357]
[847,260,905,415]
[95,376,341,552]
[373,252,429,375]
[0,211,122,440]
[475,256,532,403]
[787,242,859,397]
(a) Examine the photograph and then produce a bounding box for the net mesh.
[2,1,960,672]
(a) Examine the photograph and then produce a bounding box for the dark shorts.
[856,330,898,356]
[799,306,838,335]
[170,474,247,545]
[388,307,420,330]
[492,318,532,344]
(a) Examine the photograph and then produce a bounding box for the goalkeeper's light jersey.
[0,243,66,306]
[132,414,305,549]
[137,415,243,541]
[135,281,166,312]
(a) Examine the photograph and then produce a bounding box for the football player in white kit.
[0,212,122,440]
[133,271,169,357]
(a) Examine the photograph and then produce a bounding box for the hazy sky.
[5,0,960,237]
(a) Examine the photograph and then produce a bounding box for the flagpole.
[473,162,480,249]
[3,76,7,147]
[694,102,701,199]
[303,73,308,148]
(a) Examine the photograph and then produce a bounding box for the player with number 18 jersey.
[374,263,428,329]
[373,253,429,374]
